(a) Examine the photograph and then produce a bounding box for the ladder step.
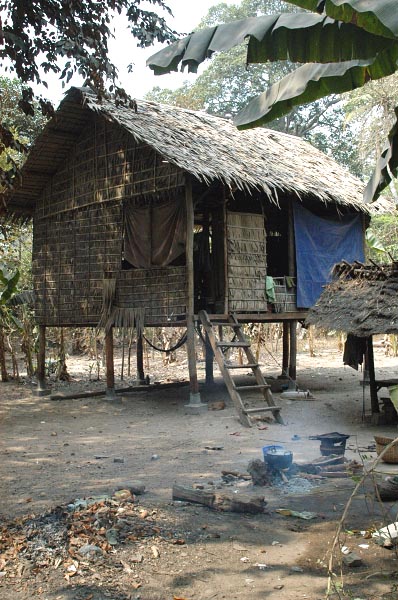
[225,363,259,369]
[197,309,283,427]
[235,384,271,391]
[243,407,281,414]
[216,341,249,348]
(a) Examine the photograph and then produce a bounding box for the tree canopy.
[147,0,398,202]
[146,0,362,176]
[0,0,176,189]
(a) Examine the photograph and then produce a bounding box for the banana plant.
[0,268,22,325]
[147,0,398,202]
[365,228,387,255]
[0,267,22,381]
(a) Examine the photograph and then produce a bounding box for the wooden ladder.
[198,310,283,427]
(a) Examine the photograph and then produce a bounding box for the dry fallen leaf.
[120,560,133,574]
[131,582,142,590]
[68,537,81,546]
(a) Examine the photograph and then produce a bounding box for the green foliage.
[365,227,387,254]
[344,73,398,180]
[0,0,176,189]
[366,213,398,261]
[146,0,362,175]
[0,267,20,305]
[0,77,47,144]
[147,0,398,200]
[0,266,22,331]
[0,224,32,289]
[0,77,49,179]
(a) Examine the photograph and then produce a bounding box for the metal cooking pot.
[264,449,293,470]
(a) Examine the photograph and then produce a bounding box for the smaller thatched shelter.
[307,261,398,416]
[307,261,398,337]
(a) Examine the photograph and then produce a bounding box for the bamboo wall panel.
[226,212,267,312]
[33,202,122,326]
[116,267,187,325]
[35,116,184,220]
[32,117,186,327]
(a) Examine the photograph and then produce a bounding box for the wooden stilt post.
[367,336,379,414]
[136,333,146,385]
[105,328,116,399]
[281,322,289,378]
[287,201,297,387]
[205,331,214,385]
[35,324,50,395]
[184,176,204,412]
[288,321,297,384]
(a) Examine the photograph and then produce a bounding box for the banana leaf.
[0,268,20,305]
[364,106,398,202]
[365,228,387,253]
[147,12,394,75]
[287,0,398,40]
[234,47,398,129]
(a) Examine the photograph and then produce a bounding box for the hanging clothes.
[343,334,367,370]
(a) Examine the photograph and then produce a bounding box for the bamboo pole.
[287,202,297,384]
[205,331,214,385]
[136,333,145,384]
[105,327,116,399]
[281,322,289,378]
[367,336,379,414]
[288,321,297,383]
[184,176,202,408]
[222,197,228,314]
[127,328,133,376]
[35,324,50,395]
[121,329,125,381]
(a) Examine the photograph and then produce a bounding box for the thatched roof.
[306,261,398,336]
[5,87,367,217]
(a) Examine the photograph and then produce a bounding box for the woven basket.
[375,435,398,464]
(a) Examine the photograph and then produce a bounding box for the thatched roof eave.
[3,87,368,217]
[307,264,398,336]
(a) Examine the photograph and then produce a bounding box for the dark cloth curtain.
[124,199,186,268]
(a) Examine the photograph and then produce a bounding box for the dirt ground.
[2,335,398,600]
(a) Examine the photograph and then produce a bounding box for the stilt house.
[4,87,368,421]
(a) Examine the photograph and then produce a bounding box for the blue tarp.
[293,204,365,308]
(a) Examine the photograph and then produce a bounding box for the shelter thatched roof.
[5,87,367,217]
[306,261,398,336]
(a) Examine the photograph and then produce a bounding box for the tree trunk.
[0,328,9,382]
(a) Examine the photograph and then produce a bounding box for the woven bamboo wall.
[33,202,122,326]
[116,267,187,325]
[226,212,267,312]
[33,115,187,327]
[35,115,184,220]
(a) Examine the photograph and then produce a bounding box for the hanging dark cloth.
[343,334,367,371]
[124,199,186,268]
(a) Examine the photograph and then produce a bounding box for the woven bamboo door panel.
[226,212,267,312]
